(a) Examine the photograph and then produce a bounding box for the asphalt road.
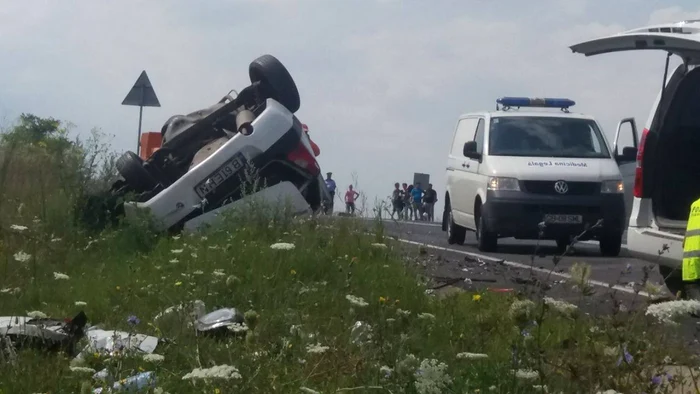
[366,218,672,316]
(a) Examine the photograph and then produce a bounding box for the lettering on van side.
[527,161,588,168]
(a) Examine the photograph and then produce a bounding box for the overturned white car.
[83,54,330,232]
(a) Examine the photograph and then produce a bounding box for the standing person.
[422,183,438,222]
[411,182,424,221]
[682,197,700,298]
[391,183,404,220]
[324,172,336,214]
[345,185,360,216]
[403,184,414,221]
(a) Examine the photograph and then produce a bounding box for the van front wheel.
[599,232,622,257]
[447,210,466,245]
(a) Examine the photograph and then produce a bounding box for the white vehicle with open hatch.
[570,19,700,295]
[442,97,635,256]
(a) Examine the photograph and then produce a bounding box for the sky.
[1,0,699,219]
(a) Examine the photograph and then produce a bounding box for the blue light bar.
[497,97,576,109]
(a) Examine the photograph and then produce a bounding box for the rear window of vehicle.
[488,116,610,158]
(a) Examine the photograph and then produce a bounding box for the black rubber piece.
[116,151,157,192]
[249,54,301,113]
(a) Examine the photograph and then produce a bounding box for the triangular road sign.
[122,71,161,107]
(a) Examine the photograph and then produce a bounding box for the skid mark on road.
[396,238,650,298]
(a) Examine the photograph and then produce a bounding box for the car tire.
[249,54,301,113]
[658,265,684,298]
[476,212,497,252]
[447,210,466,245]
[555,237,570,253]
[116,151,157,192]
[599,232,622,257]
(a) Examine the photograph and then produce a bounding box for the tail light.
[633,128,650,198]
[287,142,320,176]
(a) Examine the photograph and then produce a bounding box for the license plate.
[194,153,247,199]
[543,214,582,224]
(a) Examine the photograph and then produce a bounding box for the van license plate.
[194,153,247,199]
[543,214,582,224]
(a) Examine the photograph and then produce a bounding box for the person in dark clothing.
[422,183,438,222]
[403,184,414,221]
[391,183,404,220]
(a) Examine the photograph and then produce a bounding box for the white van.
[442,97,634,256]
[570,20,700,295]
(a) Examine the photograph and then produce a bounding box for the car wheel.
[116,151,157,192]
[249,54,301,113]
[555,237,570,253]
[658,265,684,298]
[447,210,466,245]
[476,211,497,252]
[599,232,622,257]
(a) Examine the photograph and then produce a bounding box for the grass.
[1,126,700,393]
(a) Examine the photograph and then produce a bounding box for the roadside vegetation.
[1,114,700,393]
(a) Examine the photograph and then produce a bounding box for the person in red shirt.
[345,185,360,215]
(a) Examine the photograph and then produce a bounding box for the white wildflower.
[10,224,28,232]
[418,312,436,320]
[69,366,96,374]
[171,249,183,254]
[13,251,31,263]
[646,300,700,325]
[514,369,539,380]
[300,387,321,394]
[532,385,548,392]
[306,343,330,354]
[371,243,387,249]
[589,326,600,333]
[0,287,20,295]
[396,308,411,317]
[172,235,180,240]
[603,346,619,357]
[227,323,249,333]
[26,311,47,319]
[142,354,165,363]
[181,365,242,380]
[346,294,369,307]
[456,352,488,360]
[50,237,62,243]
[380,365,393,378]
[192,270,204,275]
[663,355,673,364]
[414,358,452,394]
[213,269,226,277]
[169,259,179,264]
[270,242,295,250]
[53,272,70,280]
[74,301,87,307]
[509,299,536,320]
[489,386,497,391]
[386,318,396,323]
[543,297,577,315]
[191,253,198,258]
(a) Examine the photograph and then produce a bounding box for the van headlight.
[487,177,520,191]
[601,180,624,194]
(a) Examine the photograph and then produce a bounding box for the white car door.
[447,117,479,220]
[612,118,639,225]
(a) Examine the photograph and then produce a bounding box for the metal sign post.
[121,71,161,156]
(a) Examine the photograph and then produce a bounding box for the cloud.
[649,6,700,25]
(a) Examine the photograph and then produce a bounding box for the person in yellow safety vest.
[682,198,700,299]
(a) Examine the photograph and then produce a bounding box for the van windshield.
[488,116,611,158]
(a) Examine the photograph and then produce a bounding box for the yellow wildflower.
[290,269,297,275]
[472,294,482,302]
[175,281,183,286]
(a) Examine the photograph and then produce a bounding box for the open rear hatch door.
[570,21,700,62]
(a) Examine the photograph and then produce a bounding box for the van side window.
[474,118,485,154]
[450,118,479,157]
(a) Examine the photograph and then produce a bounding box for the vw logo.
[554,180,569,194]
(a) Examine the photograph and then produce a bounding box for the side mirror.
[617,146,637,163]
[463,141,480,159]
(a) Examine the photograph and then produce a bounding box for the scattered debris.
[196,308,245,334]
[93,371,156,393]
[0,312,88,356]
[73,327,159,364]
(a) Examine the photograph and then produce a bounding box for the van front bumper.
[481,190,626,240]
